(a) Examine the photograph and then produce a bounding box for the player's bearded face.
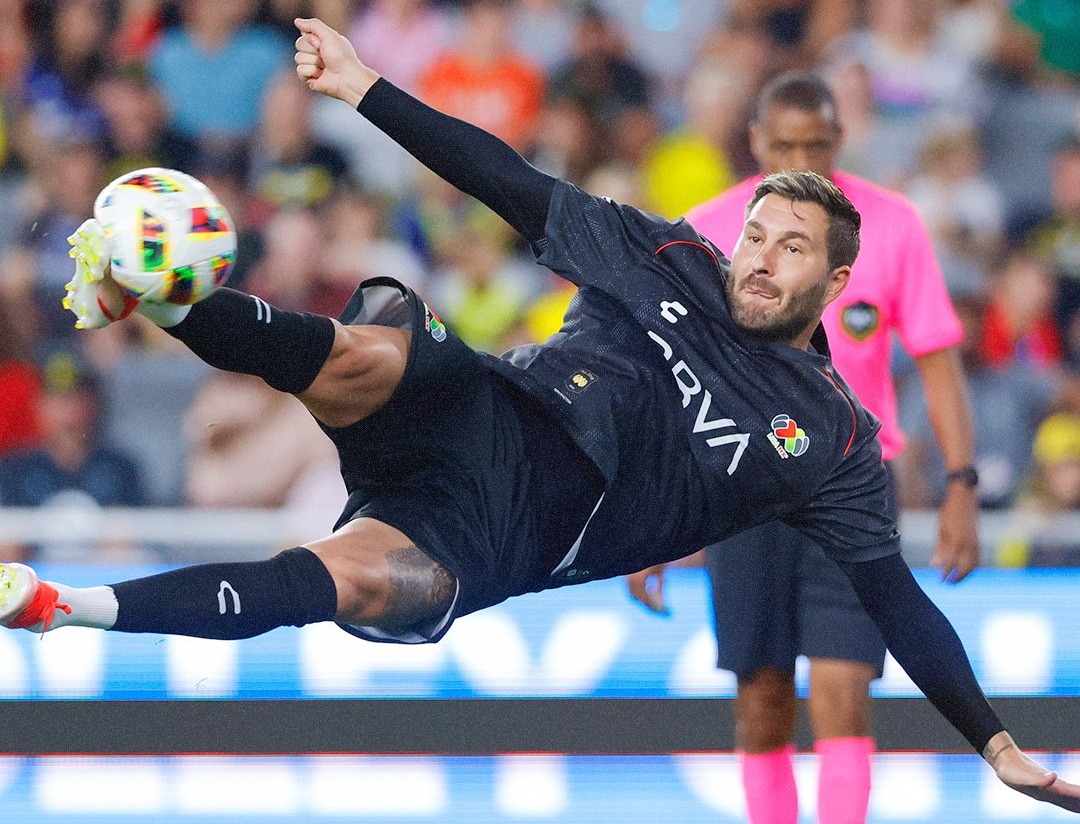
[727,194,834,344]
[727,267,829,343]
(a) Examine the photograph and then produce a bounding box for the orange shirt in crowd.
[419,54,545,151]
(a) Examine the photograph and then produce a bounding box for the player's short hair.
[753,71,838,124]
[747,170,861,270]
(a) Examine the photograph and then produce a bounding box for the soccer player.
[627,72,979,824]
[0,17,1075,813]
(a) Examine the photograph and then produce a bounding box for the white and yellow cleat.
[0,563,70,632]
[64,218,138,329]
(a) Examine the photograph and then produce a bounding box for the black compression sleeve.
[836,554,1005,753]
[356,78,556,244]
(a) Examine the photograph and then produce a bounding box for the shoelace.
[7,583,72,634]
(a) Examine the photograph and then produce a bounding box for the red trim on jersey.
[654,240,721,267]
[822,365,858,456]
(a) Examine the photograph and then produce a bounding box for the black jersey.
[484,181,899,575]
[348,77,1007,760]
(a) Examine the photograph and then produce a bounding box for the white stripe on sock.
[253,296,272,324]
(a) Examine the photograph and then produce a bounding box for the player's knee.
[310,527,455,634]
[736,669,797,749]
[301,323,411,427]
[807,660,875,737]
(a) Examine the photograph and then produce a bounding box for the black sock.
[110,547,338,639]
[167,288,336,394]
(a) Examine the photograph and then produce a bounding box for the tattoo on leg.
[380,544,456,632]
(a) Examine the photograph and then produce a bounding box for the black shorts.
[704,466,898,677]
[322,278,603,643]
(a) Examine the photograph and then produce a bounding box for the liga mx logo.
[768,414,809,458]
[424,304,447,342]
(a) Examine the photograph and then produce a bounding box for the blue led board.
[1,752,1078,823]
[2,566,1080,699]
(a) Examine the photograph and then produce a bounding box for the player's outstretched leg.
[0,548,337,639]
[1,521,456,642]
[64,219,410,428]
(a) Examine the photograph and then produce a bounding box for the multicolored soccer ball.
[94,167,237,305]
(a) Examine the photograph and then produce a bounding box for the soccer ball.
[93,167,237,305]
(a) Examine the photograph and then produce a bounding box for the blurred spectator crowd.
[0,0,1078,564]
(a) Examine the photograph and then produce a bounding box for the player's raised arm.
[293,17,556,245]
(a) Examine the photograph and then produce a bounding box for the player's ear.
[823,265,850,305]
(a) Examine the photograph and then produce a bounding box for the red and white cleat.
[0,563,71,633]
[64,218,138,329]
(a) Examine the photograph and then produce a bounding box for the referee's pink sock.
[816,736,874,824]
[741,745,798,824]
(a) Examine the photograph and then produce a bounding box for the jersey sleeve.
[890,204,963,357]
[784,435,902,563]
[533,180,694,294]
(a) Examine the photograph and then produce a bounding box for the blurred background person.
[996,410,1080,567]
[246,67,350,220]
[512,0,578,75]
[317,182,429,312]
[0,292,41,458]
[348,0,450,95]
[823,0,978,188]
[897,281,1061,511]
[147,0,290,158]
[242,206,329,313]
[547,4,652,145]
[0,350,147,562]
[418,0,546,153]
[980,246,1064,373]
[93,63,197,183]
[1023,136,1080,368]
[640,57,749,219]
[903,117,1006,291]
[182,370,346,544]
[973,4,1080,235]
[311,0,450,197]
[22,0,110,145]
[1,133,105,359]
[426,215,541,353]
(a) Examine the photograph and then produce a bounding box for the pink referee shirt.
[686,171,962,461]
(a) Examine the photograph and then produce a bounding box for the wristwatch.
[945,465,979,488]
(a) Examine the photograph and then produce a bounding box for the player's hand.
[931,483,979,583]
[984,731,1080,813]
[627,564,670,615]
[293,18,380,108]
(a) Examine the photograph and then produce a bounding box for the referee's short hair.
[747,170,861,270]
[753,71,838,124]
